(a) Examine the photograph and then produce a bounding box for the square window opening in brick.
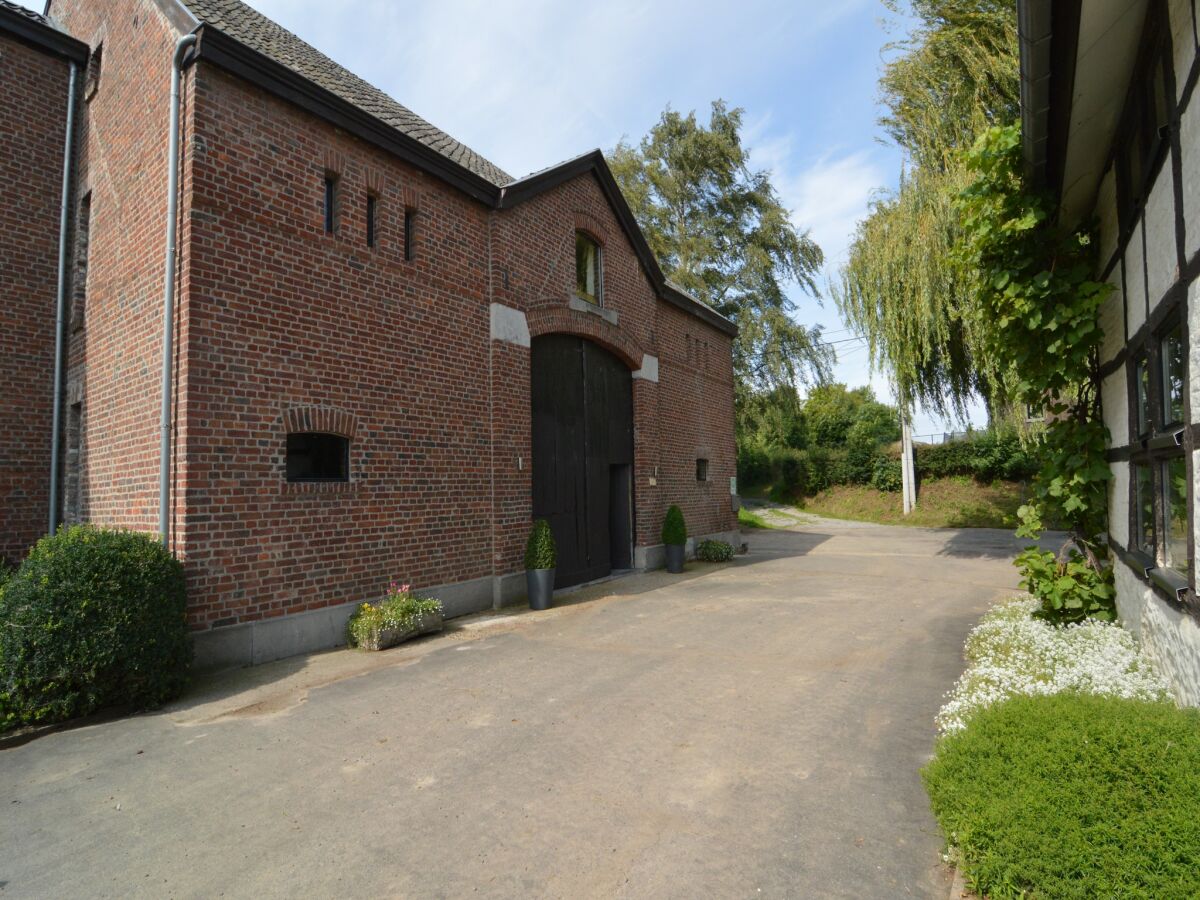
[287,432,349,482]
[575,231,601,304]
[323,173,339,235]
[84,43,103,100]
[366,193,378,248]
[696,458,709,482]
[404,208,416,261]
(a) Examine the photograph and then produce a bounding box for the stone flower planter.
[357,610,444,651]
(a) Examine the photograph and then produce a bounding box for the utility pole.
[901,414,916,515]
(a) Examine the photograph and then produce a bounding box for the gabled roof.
[1,0,87,62]
[179,0,511,187]
[500,151,738,336]
[36,0,735,336]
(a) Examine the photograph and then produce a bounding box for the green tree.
[836,0,1019,416]
[802,384,899,449]
[609,101,830,392]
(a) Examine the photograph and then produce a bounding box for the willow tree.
[837,0,1019,416]
[609,101,830,395]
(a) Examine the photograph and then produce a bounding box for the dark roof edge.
[499,151,738,337]
[181,23,736,338]
[191,23,501,206]
[1,2,88,62]
[1017,0,1081,200]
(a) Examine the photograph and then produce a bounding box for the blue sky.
[28,0,985,435]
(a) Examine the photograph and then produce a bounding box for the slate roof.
[1,0,51,25]
[179,0,512,186]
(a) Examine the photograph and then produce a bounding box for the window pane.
[287,432,349,482]
[1161,324,1184,425]
[1135,354,1150,436]
[1134,463,1154,556]
[1163,458,1187,572]
[575,232,599,303]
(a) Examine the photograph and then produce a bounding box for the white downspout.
[48,60,79,535]
[159,33,197,546]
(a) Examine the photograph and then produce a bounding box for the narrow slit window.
[366,194,378,248]
[404,208,416,261]
[71,193,92,331]
[696,458,709,482]
[323,175,338,235]
[575,232,601,304]
[286,432,349,483]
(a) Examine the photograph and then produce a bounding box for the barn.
[0,0,739,668]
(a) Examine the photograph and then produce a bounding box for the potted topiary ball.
[662,504,687,573]
[525,518,557,610]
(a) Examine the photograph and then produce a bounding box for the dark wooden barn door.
[531,335,633,588]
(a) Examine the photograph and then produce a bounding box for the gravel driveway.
[0,521,1040,898]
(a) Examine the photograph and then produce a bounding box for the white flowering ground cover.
[936,597,1169,734]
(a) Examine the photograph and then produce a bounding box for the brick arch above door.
[525,305,644,371]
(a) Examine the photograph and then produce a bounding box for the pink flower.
[400,583,411,593]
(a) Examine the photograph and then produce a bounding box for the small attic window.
[575,232,601,304]
[84,43,103,100]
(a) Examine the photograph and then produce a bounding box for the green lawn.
[794,476,1030,529]
[736,506,776,529]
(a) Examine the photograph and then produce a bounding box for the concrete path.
[0,522,1040,898]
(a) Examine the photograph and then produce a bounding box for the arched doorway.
[531,334,634,588]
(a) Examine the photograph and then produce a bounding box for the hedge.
[0,526,191,731]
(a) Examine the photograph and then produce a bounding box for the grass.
[794,476,1030,528]
[923,693,1200,898]
[736,506,776,529]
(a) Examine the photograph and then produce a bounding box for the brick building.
[0,0,739,668]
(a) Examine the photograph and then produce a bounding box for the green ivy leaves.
[958,125,1115,623]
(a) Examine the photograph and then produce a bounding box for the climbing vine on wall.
[955,125,1115,622]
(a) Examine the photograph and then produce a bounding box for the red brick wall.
[0,33,70,563]
[179,61,734,631]
[180,63,495,628]
[51,0,189,536]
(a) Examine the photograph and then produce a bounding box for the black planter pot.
[527,568,555,610]
[665,543,685,573]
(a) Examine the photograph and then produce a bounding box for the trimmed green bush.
[661,505,687,546]
[695,539,734,562]
[870,457,902,492]
[524,518,557,570]
[924,694,1200,899]
[0,526,190,731]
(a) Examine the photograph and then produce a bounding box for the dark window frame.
[575,231,603,305]
[286,432,350,483]
[696,458,709,482]
[366,193,378,248]
[1113,1,1174,237]
[1126,298,1188,578]
[323,174,338,235]
[403,208,417,261]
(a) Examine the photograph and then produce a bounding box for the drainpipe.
[48,60,79,535]
[159,33,197,547]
